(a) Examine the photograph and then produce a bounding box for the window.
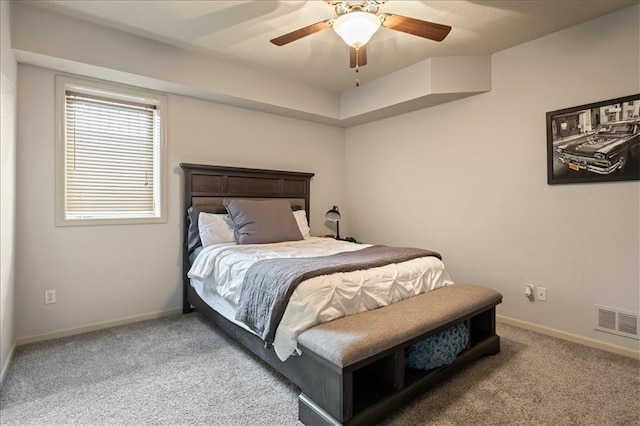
[56,76,167,226]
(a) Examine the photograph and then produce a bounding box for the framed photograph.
[546,94,640,184]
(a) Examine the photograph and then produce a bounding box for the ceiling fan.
[270,1,451,77]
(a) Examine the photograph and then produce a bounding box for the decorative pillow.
[293,210,311,239]
[198,213,236,246]
[223,199,303,245]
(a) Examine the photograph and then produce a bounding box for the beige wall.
[15,65,345,338]
[1,0,18,382]
[345,6,639,351]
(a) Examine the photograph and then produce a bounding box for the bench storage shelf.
[296,283,502,425]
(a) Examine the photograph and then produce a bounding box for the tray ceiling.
[23,0,639,93]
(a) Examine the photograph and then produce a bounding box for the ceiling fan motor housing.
[334,1,384,16]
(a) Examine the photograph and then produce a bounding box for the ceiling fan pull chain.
[355,46,360,87]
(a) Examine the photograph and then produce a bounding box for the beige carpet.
[1,313,638,425]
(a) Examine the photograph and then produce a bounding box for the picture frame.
[546,94,640,185]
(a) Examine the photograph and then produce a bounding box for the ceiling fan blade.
[349,46,368,68]
[382,14,451,42]
[270,19,332,46]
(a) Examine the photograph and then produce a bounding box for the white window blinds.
[63,90,160,220]
[65,91,158,219]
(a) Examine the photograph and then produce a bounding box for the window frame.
[55,76,168,226]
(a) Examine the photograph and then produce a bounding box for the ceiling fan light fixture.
[333,11,381,48]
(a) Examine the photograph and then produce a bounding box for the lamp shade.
[333,12,381,48]
[325,206,341,221]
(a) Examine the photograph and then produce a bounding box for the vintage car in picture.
[555,119,639,175]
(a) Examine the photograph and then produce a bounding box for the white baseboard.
[16,308,182,346]
[0,342,17,387]
[497,315,640,360]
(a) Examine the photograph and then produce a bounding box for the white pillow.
[293,210,311,239]
[198,212,236,246]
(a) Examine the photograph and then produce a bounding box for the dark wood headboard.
[180,163,314,216]
[179,163,315,309]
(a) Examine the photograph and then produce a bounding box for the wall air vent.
[595,305,639,340]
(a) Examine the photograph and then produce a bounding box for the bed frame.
[180,163,500,425]
[180,163,317,381]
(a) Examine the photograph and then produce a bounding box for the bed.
[180,163,501,425]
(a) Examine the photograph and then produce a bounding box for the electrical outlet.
[45,289,56,305]
[536,286,547,302]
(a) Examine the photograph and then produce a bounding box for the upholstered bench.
[295,283,503,425]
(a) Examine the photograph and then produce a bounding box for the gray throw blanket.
[235,245,442,344]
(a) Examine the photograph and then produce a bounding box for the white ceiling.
[22,0,639,93]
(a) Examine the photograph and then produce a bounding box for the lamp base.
[336,236,357,243]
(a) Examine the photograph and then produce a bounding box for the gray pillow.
[223,199,303,245]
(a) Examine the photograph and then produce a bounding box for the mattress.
[188,237,453,361]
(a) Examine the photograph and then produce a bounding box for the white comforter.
[188,237,453,360]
